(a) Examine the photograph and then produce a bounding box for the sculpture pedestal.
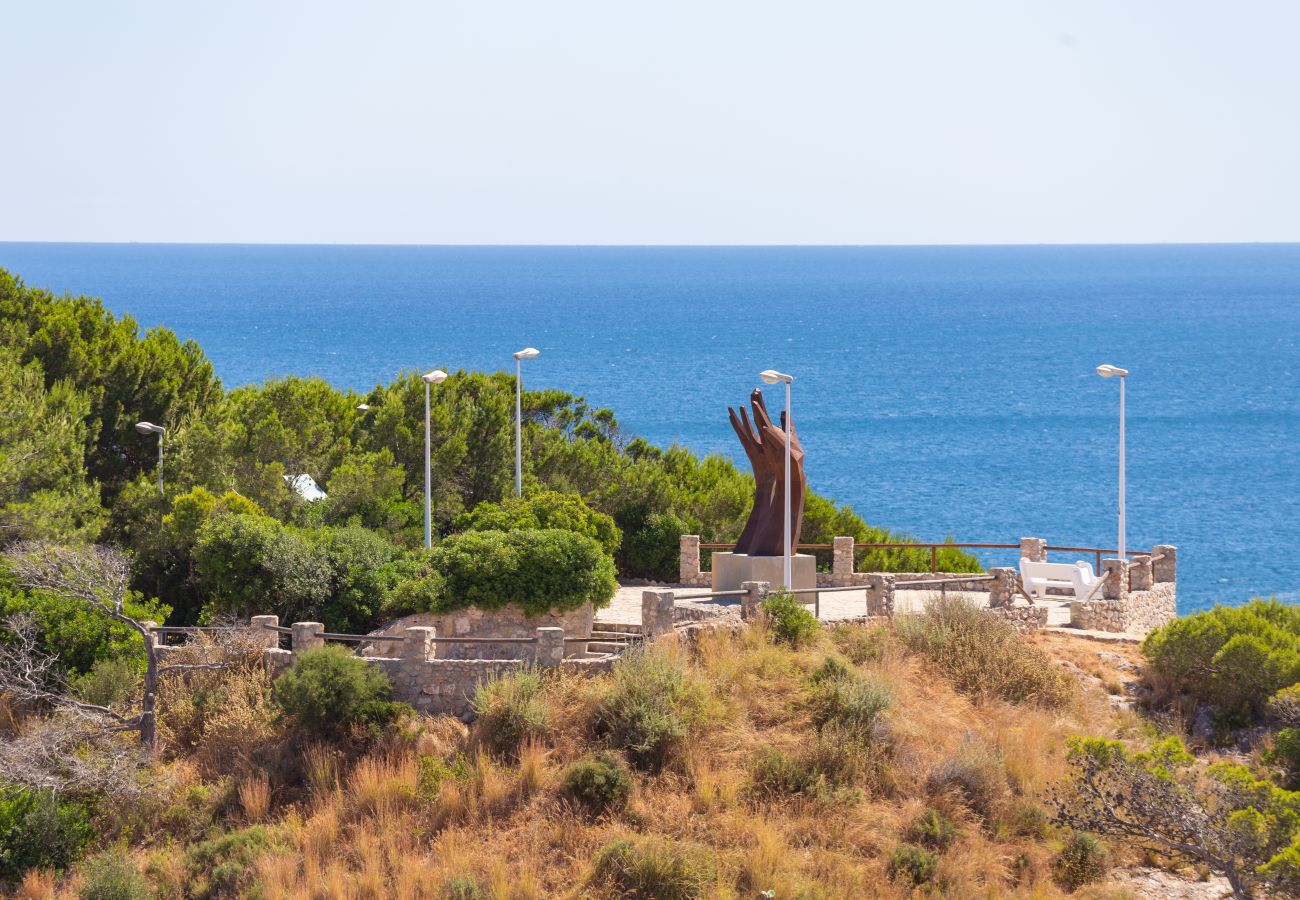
[711,553,818,606]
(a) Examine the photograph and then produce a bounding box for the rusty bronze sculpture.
[728,388,805,556]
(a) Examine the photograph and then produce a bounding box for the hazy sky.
[2,1,1297,244]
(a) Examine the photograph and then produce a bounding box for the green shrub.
[184,825,272,899]
[471,669,550,758]
[72,656,140,708]
[589,836,716,899]
[456,491,620,557]
[761,590,820,648]
[77,851,152,900]
[596,647,712,771]
[1054,832,1110,890]
[1268,683,1300,729]
[887,844,938,886]
[1142,598,1300,724]
[0,786,93,880]
[273,645,401,736]
[562,752,634,812]
[1267,727,1300,787]
[749,746,831,799]
[443,873,486,899]
[615,509,687,582]
[806,660,891,737]
[909,808,958,851]
[896,596,1073,707]
[427,529,616,615]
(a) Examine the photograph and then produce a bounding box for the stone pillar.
[832,537,855,582]
[989,567,1018,607]
[1153,545,1177,583]
[535,627,565,668]
[291,622,325,654]
[866,574,896,617]
[1019,537,1046,563]
[401,626,435,662]
[1128,555,1154,592]
[250,615,281,649]
[142,621,162,650]
[741,580,770,621]
[1101,559,1126,601]
[642,590,675,639]
[679,535,700,585]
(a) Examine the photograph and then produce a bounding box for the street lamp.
[422,370,448,548]
[134,421,166,496]
[512,347,540,497]
[759,369,794,589]
[1096,364,1129,561]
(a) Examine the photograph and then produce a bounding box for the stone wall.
[1069,546,1178,635]
[991,604,1049,632]
[366,603,594,660]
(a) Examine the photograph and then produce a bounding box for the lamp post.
[422,370,448,548]
[759,369,794,589]
[512,347,540,497]
[1096,364,1129,561]
[134,422,166,496]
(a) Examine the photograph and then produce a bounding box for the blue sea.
[2,243,1297,614]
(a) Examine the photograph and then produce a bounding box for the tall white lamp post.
[759,369,794,589]
[134,421,166,496]
[1096,364,1129,561]
[512,347,540,497]
[422,370,448,548]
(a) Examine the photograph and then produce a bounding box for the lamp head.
[759,369,792,384]
[1096,364,1129,378]
[422,370,448,385]
[512,347,540,360]
[135,421,164,435]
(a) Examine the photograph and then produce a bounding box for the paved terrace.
[604,584,1075,629]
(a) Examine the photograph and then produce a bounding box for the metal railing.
[698,541,1153,573]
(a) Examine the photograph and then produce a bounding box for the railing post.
[1129,555,1154,592]
[1152,545,1177,583]
[641,590,675,639]
[989,567,1017,607]
[832,537,855,581]
[142,621,162,650]
[930,545,938,572]
[250,615,281,650]
[866,574,896,617]
[291,622,325,655]
[535,627,565,668]
[679,535,700,585]
[1018,537,1046,563]
[1101,559,1126,601]
[401,626,435,662]
[741,580,770,621]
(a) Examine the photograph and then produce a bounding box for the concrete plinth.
[712,553,817,605]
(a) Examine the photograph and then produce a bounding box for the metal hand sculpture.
[728,388,805,556]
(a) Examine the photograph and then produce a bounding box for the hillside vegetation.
[2,601,1149,899]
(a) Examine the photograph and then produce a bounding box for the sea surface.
[2,242,1297,614]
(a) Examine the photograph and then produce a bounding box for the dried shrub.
[561,752,633,813]
[76,851,151,900]
[589,836,716,899]
[896,596,1073,707]
[471,669,550,758]
[926,736,1009,823]
[595,647,713,772]
[1054,831,1110,890]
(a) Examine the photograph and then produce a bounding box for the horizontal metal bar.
[429,636,537,644]
[150,625,236,633]
[269,625,293,634]
[673,589,748,600]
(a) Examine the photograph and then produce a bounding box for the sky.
[2,0,1298,245]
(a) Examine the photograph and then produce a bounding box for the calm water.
[2,243,1298,613]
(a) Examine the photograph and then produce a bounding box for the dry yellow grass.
[37,621,1152,899]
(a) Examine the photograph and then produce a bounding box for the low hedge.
[426,528,616,615]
